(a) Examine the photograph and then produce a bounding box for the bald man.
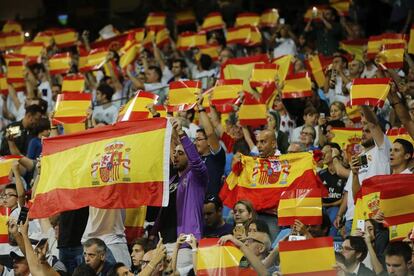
[256,130,279,158]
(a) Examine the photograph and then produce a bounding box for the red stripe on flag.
[351,98,385,107]
[285,71,309,80]
[380,185,414,199]
[52,117,87,124]
[282,91,312,99]
[216,79,243,85]
[384,214,414,227]
[125,226,144,244]
[351,78,391,85]
[386,128,409,136]
[238,118,267,126]
[169,80,201,89]
[278,216,322,226]
[279,236,333,252]
[197,267,243,276]
[0,235,8,243]
[0,176,10,185]
[282,270,336,276]
[58,93,92,101]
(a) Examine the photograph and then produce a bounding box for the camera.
[6,126,21,138]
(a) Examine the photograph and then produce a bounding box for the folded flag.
[61,74,85,93]
[0,155,22,186]
[49,53,71,75]
[30,118,172,218]
[260,9,279,28]
[2,21,22,33]
[279,237,336,276]
[6,61,24,83]
[220,152,319,211]
[5,31,24,49]
[211,79,243,108]
[53,28,78,48]
[118,91,159,122]
[125,207,146,244]
[167,80,200,112]
[350,78,391,107]
[196,44,219,61]
[82,48,108,72]
[282,72,313,99]
[235,12,260,27]
[272,55,294,84]
[377,43,405,69]
[409,25,414,54]
[250,63,278,87]
[177,32,207,51]
[176,10,196,25]
[386,128,414,145]
[34,31,54,47]
[201,12,225,32]
[145,12,166,31]
[197,238,244,276]
[339,39,367,61]
[305,54,333,88]
[53,93,91,125]
[21,42,44,62]
[0,74,7,95]
[238,93,268,127]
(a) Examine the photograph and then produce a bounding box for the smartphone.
[320,113,325,119]
[279,18,285,25]
[357,219,365,231]
[288,235,306,241]
[42,89,48,97]
[358,155,368,166]
[312,7,318,18]
[17,207,29,225]
[184,234,191,243]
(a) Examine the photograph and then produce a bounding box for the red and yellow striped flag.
[53,93,91,125]
[82,48,108,72]
[0,74,7,95]
[272,55,294,83]
[197,44,220,61]
[386,128,414,145]
[5,31,24,49]
[53,28,78,48]
[279,237,336,276]
[250,63,278,87]
[238,93,267,127]
[2,21,22,33]
[409,25,414,54]
[350,78,391,107]
[235,12,260,27]
[282,72,313,99]
[278,187,323,226]
[154,105,167,118]
[21,42,44,62]
[125,207,146,244]
[62,74,85,93]
[6,61,24,83]
[30,118,172,218]
[167,80,201,112]
[226,26,262,46]
[34,31,54,47]
[382,33,406,45]
[0,155,22,185]
[118,91,159,122]
[389,222,414,242]
[62,123,86,135]
[145,12,166,31]
[119,42,139,69]
[330,0,351,16]
[211,79,243,107]
[260,9,279,27]
[330,127,362,154]
[201,12,225,32]
[4,53,25,65]
[124,28,145,44]
[177,32,207,51]
[377,43,405,69]
[0,33,6,50]
[346,104,362,123]
[340,39,367,61]
[367,35,383,60]
[305,54,332,88]
[176,10,196,25]
[155,28,170,48]
[197,238,244,275]
[49,53,71,75]
[0,207,10,245]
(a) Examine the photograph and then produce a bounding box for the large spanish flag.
[386,128,414,145]
[53,93,91,125]
[211,79,243,107]
[282,72,313,99]
[201,12,225,32]
[5,31,24,49]
[118,91,159,122]
[197,238,244,276]
[260,9,279,28]
[339,39,367,61]
[0,155,22,186]
[145,12,166,31]
[125,207,146,244]
[49,53,71,75]
[237,93,267,127]
[177,32,207,51]
[21,42,44,62]
[30,118,172,218]
[250,63,278,87]
[6,61,24,83]
[167,80,200,112]
[279,237,336,276]
[272,55,294,84]
[235,12,260,27]
[53,29,78,48]
[220,152,319,211]
[409,25,414,54]
[176,10,196,26]
[350,78,391,107]
[62,74,85,93]
[377,43,405,69]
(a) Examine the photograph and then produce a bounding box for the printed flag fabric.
[386,128,414,145]
[155,28,170,48]
[282,72,313,99]
[145,12,166,31]
[346,104,362,123]
[226,26,262,47]
[118,91,159,122]
[196,238,244,276]
[82,48,108,72]
[237,93,268,127]
[61,74,85,93]
[53,29,78,48]
[34,31,54,47]
[220,152,320,211]
[90,33,129,50]
[6,61,24,83]
[250,63,278,87]
[211,79,243,108]
[176,10,196,25]
[272,55,294,84]
[377,43,405,69]
[330,127,362,150]
[2,21,22,33]
[62,123,86,135]
[260,9,279,27]
[125,207,146,244]
[201,12,225,32]
[350,78,391,107]
[389,222,414,242]
[21,42,44,62]
[49,53,71,75]
[305,54,333,88]
[409,25,414,54]
[0,155,22,185]
[235,12,260,27]
[30,118,172,218]
[339,39,367,61]
[53,93,92,125]
[367,35,383,60]
[279,237,336,276]
[119,42,139,69]
[0,208,9,244]
[0,74,7,95]
[177,32,207,51]
[167,80,201,112]
[5,31,24,49]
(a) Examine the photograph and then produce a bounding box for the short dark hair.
[131,237,153,253]
[4,183,17,192]
[83,238,107,255]
[384,241,412,263]
[304,106,318,116]
[106,262,127,276]
[199,54,213,71]
[346,236,368,262]
[148,66,162,81]
[72,263,96,276]
[25,104,43,116]
[33,118,51,136]
[196,128,207,139]
[394,139,414,158]
[204,194,223,211]
[172,58,186,68]
[248,219,270,237]
[97,83,114,101]
[324,142,341,152]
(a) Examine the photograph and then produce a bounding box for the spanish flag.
[119,42,139,69]
[118,91,159,122]
[250,63,278,87]
[238,93,267,127]
[49,53,71,75]
[176,10,196,25]
[62,74,85,93]
[177,32,207,51]
[6,61,24,83]
[389,222,414,242]
[381,33,406,45]
[305,54,332,88]
[124,28,145,44]
[220,152,319,211]
[90,33,129,50]
[278,186,323,226]
[145,12,166,31]
[197,44,219,61]
[83,48,108,72]
[62,123,86,135]
[4,53,25,65]
[226,26,252,45]
[0,33,6,50]
[197,238,244,275]
[367,35,383,60]
[330,0,351,16]
[154,105,168,118]
[53,93,91,125]
[282,72,313,99]
[0,74,7,95]
[272,54,294,83]
[350,78,391,107]
[201,12,225,32]
[2,21,22,33]
[409,25,414,54]
[211,79,243,107]
[125,207,146,244]
[377,43,405,69]
[0,155,22,185]
[279,237,336,276]
[260,9,279,28]
[156,28,170,48]
[21,42,44,62]
[168,81,200,112]
[53,28,78,48]
[5,31,24,49]
[386,128,414,145]
[330,127,362,150]
[235,12,260,27]
[34,31,54,47]
[0,208,9,244]
[379,174,414,226]
[346,104,362,123]
[339,39,367,61]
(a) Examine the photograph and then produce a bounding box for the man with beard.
[339,236,375,275]
[334,106,391,235]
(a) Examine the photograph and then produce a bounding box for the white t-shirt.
[7,92,26,121]
[82,207,127,245]
[38,81,53,112]
[92,104,119,124]
[290,125,320,146]
[273,38,297,58]
[161,67,174,86]
[344,135,391,220]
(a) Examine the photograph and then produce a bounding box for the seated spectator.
[299,125,318,150]
[266,110,290,154]
[339,236,375,275]
[130,238,152,274]
[203,194,233,238]
[82,238,114,276]
[107,262,134,276]
[232,200,257,239]
[92,83,118,125]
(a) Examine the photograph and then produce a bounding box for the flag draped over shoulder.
[0,155,22,185]
[279,237,336,276]
[118,91,158,122]
[197,238,244,276]
[30,118,172,218]
[220,152,319,211]
[350,78,391,107]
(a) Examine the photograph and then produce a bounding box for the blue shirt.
[27,137,42,159]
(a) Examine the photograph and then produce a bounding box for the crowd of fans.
[0,1,414,275]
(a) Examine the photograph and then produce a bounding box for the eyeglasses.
[1,194,17,199]
[300,131,313,137]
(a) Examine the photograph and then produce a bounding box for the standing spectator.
[270,24,297,59]
[203,194,233,238]
[168,59,188,84]
[130,238,152,274]
[382,242,412,276]
[271,95,295,139]
[390,139,413,174]
[324,55,349,103]
[92,83,118,125]
[266,110,290,154]
[299,125,317,151]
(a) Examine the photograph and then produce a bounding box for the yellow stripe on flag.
[197,245,243,270]
[381,194,414,218]
[235,13,260,27]
[389,222,414,241]
[63,123,85,134]
[5,32,24,48]
[260,9,279,27]
[272,55,293,83]
[278,197,322,217]
[201,12,225,31]
[21,42,44,59]
[62,76,85,93]
[409,25,414,54]
[280,246,335,274]
[2,21,22,33]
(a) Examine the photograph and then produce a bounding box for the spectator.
[382,241,412,276]
[266,110,290,154]
[107,262,134,276]
[287,141,306,153]
[324,55,349,103]
[390,139,413,174]
[168,59,188,83]
[82,238,113,276]
[232,200,257,235]
[26,117,51,160]
[92,83,118,125]
[271,24,298,58]
[339,236,375,275]
[130,238,152,274]
[271,95,296,138]
[290,106,319,145]
[72,263,96,276]
[299,125,317,151]
[203,194,233,238]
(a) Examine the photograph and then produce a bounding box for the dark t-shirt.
[203,222,233,238]
[58,207,89,248]
[318,168,346,204]
[201,147,226,195]
[0,121,35,156]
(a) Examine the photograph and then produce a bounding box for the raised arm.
[361,106,384,147]
[196,93,221,152]
[388,85,414,139]
[11,161,26,207]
